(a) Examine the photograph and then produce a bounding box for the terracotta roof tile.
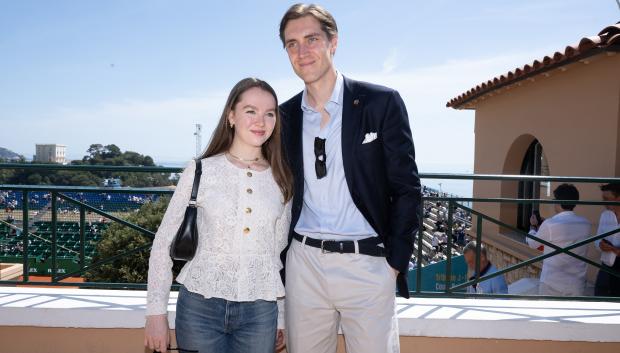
[447,22,620,109]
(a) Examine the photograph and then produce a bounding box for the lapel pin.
[353,99,359,106]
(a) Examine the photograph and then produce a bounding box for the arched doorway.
[516,140,550,231]
[500,135,550,240]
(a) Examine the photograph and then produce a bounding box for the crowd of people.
[419,182,620,297]
[526,183,620,297]
[0,190,157,214]
[0,191,18,213]
[420,186,473,265]
[0,215,23,256]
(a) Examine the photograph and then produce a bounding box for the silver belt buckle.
[321,240,328,254]
[321,240,343,254]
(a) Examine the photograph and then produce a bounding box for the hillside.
[0,147,23,161]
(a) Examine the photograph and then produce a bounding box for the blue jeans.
[175,286,277,353]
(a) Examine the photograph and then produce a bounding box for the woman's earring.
[229,121,234,129]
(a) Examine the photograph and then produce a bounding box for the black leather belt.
[293,232,386,257]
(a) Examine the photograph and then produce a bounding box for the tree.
[102,144,122,160]
[85,144,105,162]
[5,144,173,187]
[85,196,184,283]
[26,173,42,184]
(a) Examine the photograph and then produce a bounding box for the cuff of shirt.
[277,298,285,330]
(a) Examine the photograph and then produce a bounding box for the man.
[594,183,620,296]
[527,184,592,296]
[462,241,508,294]
[278,4,421,353]
[432,231,441,253]
[456,227,466,246]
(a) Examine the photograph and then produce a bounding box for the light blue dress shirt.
[294,72,377,241]
[466,263,508,294]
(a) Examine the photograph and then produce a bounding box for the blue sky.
[1,0,618,180]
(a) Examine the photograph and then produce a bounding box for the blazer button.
[245,207,252,214]
[243,227,251,234]
[247,171,252,177]
[247,188,253,194]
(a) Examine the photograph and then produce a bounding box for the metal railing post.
[79,205,86,271]
[51,191,57,282]
[446,200,454,293]
[475,215,482,287]
[416,205,423,293]
[22,189,29,282]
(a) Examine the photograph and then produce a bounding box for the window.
[517,139,549,231]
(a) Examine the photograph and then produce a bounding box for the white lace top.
[146,154,291,328]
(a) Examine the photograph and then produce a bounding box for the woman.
[144,78,292,353]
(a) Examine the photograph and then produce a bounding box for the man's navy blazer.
[279,76,422,298]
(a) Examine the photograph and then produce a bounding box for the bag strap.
[189,159,202,206]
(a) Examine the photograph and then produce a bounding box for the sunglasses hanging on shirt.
[314,137,327,179]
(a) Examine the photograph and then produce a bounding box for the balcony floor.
[1,286,619,352]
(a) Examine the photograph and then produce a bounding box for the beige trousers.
[285,237,400,353]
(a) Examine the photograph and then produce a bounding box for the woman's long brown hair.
[200,77,293,203]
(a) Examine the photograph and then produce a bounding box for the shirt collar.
[469,262,493,287]
[301,71,344,113]
[557,210,576,217]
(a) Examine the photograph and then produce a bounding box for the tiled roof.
[447,22,620,109]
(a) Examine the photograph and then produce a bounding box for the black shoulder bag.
[169,159,202,261]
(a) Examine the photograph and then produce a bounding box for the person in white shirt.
[594,183,620,297]
[527,184,592,296]
[144,78,293,353]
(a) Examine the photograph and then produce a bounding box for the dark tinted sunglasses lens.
[315,160,326,179]
[314,137,325,154]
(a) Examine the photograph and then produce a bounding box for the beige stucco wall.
[470,52,620,281]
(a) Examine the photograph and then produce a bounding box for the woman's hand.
[144,314,170,352]
[276,329,286,352]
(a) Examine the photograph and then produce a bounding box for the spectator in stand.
[463,241,508,294]
[439,232,448,250]
[432,232,441,253]
[436,220,445,233]
[594,183,620,297]
[451,225,458,244]
[527,184,591,296]
[457,227,466,246]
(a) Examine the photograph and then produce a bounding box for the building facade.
[447,22,620,285]
[34,144,67,164]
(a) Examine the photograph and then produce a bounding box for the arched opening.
[516,140,550,231]
[500,134,550,240]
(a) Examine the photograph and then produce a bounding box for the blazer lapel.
[341,78,378,235]
[341,77,363,196]
[287,93,304,179]
[285,93,305,225]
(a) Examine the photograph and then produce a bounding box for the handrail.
[1,162,619,183]
[1,169,620,301]
[0,163,182,173]
[0,184,174,194]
